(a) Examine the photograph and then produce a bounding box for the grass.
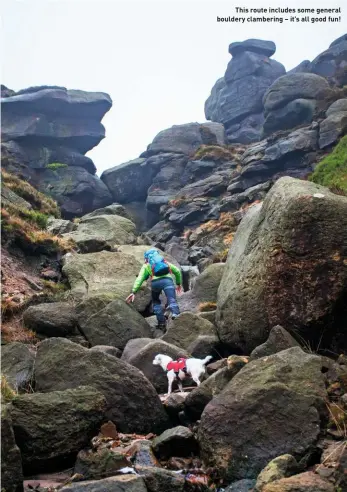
[198,301,217,312]
[212,249,229,263]
[1,169,60,217]
[45,162,68,170]
[309,135,347,194]
[1,375,17,402]
[326,402,347,437]
[193,144,241,162]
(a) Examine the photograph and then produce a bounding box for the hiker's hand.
[176,285,182,294]
[126,293,135,304]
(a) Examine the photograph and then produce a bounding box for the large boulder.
[255,454,299,491]
[262,98,316,136]
[144,122,226,156]
[74,447,130,481]
[1,405,23,492]
[60,475,147,492]
[62,214,137,252]
[10,386,106,472]
[23,302,78,337]
[162,312,217,351]
[198,347,327,481]
[310,37,347,86]
[34,338,169,433]
[216,177,347,353]
[1,342,35,392]
[81,203,132,220]
[319,110,347,149]
[261,471,334,492]
[77,298,153,350]
[126,339,189,393]
[151,426,198,459]
[192,263,225,304]
[229,39,276,57]
[250,326,300,360]
[62,251,151,310]
[121,338,153,363]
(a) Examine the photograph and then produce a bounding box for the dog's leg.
[192,376,201,387]
[167,371,175,395]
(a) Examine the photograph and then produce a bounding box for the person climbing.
[126,248,182,330]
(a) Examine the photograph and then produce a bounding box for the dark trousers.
[152,277,180,324]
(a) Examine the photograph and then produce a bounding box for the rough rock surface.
[198,347,326,480]
[23,302,78,337]
[10,386,106,472]
[255,454,299,491]
[74,447,130,480]
[121,338,153,363]
[216,177,347,353]
[162,312,217,350]
[34,338,169,433]
[89,345,122,358]
[1,405,23,492]
[60,475,147,491]
[152,426,198,459]
[261,471,334,492]
[1,342,35,392]
[250,326,300,360]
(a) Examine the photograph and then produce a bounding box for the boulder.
[144,122,226,156]
[82,203,132,220]
[34,338,169,433]
[162,312,217,351]
[261,471,334,492]
[250,326,300,360]
[263,73,330,112]
[10,386,106,472]
[1,405,23,492]
[184,359,247,420]
[126,339,189,393]
[262,98,316,136]
[226,113,265,144]
[121,338,153,363]
[326,98,347,116]
[101,158,156,203]
[152,426,198,459]
[198,347,327,480]
[138,466,186,492]
[74,447,130,480]
[60,475,147,492]
[89,345,122,358]
[319,111,347,149]
[1,342,35,392]
[37,166,113,219]
[62,214,137,252]
[78,298,152,350]
[310,39,347,86]
[255,454,299,491]
[225,480,256,492]
[46,217,76,235]
[1,185,32,210]
[192,263,225,304]
[216,177,347,353]
[146,220,180,243]
[187,335,220,359]
[286,60,311,75]
[23,302,78,337]
[205,77,226,121]
[62,251,151,311]
[229,39,276,57]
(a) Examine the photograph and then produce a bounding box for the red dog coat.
[167,358,187,373]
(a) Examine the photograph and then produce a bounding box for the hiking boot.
[171,314,178,320]
[157,323,167,332]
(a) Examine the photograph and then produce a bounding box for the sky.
[2,0,346,175]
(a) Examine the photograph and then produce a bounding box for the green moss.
[45,162,68,170]
[309,135,347,194]
[1,375,16,402]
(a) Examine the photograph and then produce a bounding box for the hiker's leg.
[151,281,166,325]
[162,278,180,317]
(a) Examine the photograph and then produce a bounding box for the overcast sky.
[2,0,345,174]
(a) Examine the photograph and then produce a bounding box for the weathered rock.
[255,454,299,491]
[23,302,78,337]
[287,60,311,75]
[261,471,334,492]
[263,98,316,136]
[1,185,32,210]
[225,480,256,492]
[34,338,169,433]
[89,345,122,358]
[10,386,106,472]
[121,338,153,363]
[1,405,23,492]
[191,263,225,304]
[216,177,347,353]
[229,39,276,57]
[78,298,152,350]
[144,122,226,156]
[187,335,220,359]
[163,393,188,420]
[310,39,347,86]
[126,439,160,468]
[62,214,137,252]
[165,242,190,266]
[226,113,265,144]
[198,347,326,480]
[1,342,35,392]
[162,312,216,351]
[126,339,189,393]
[152,426,198,459]
[205,77,226,121]
[37,166,113,219]
[81,203,132,220]
[60,475,147,492]
[46,217,76,235]
[101,158,156,203]
[138,466,186,492]
[146,220,180,243]
[319,111,347,148]
[326,98,347,116]
[263,73,330,112]
[74,447,130,480]
[62,251,151,311]
[250,326,300,360]
[184,360,247,420]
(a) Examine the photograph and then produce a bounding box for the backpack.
[144,249,170,277]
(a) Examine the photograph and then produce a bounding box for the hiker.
[126,248,182,330]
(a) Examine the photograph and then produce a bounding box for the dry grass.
[198,301,217,312]
[1,375,17,402]
[1,316,38,344]
[193,145,241,162]
[212,249,229,263]
[326,401,347,438]
[1,169,60,217]
[168,196,187,208]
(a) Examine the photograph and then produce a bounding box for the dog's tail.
[201,355,213,366]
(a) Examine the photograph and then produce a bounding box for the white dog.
[153,354,213,395]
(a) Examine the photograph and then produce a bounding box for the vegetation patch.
[1,169,60,217]
[212,249,229,263]
[193,144,243,162]
[309,135,347,194]
[45,162,68,170]
[1,375,17,403]
[198,301,217,312]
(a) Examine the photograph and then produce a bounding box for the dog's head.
[153,354,163,366]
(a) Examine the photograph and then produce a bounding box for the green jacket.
[132,263,182,294]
